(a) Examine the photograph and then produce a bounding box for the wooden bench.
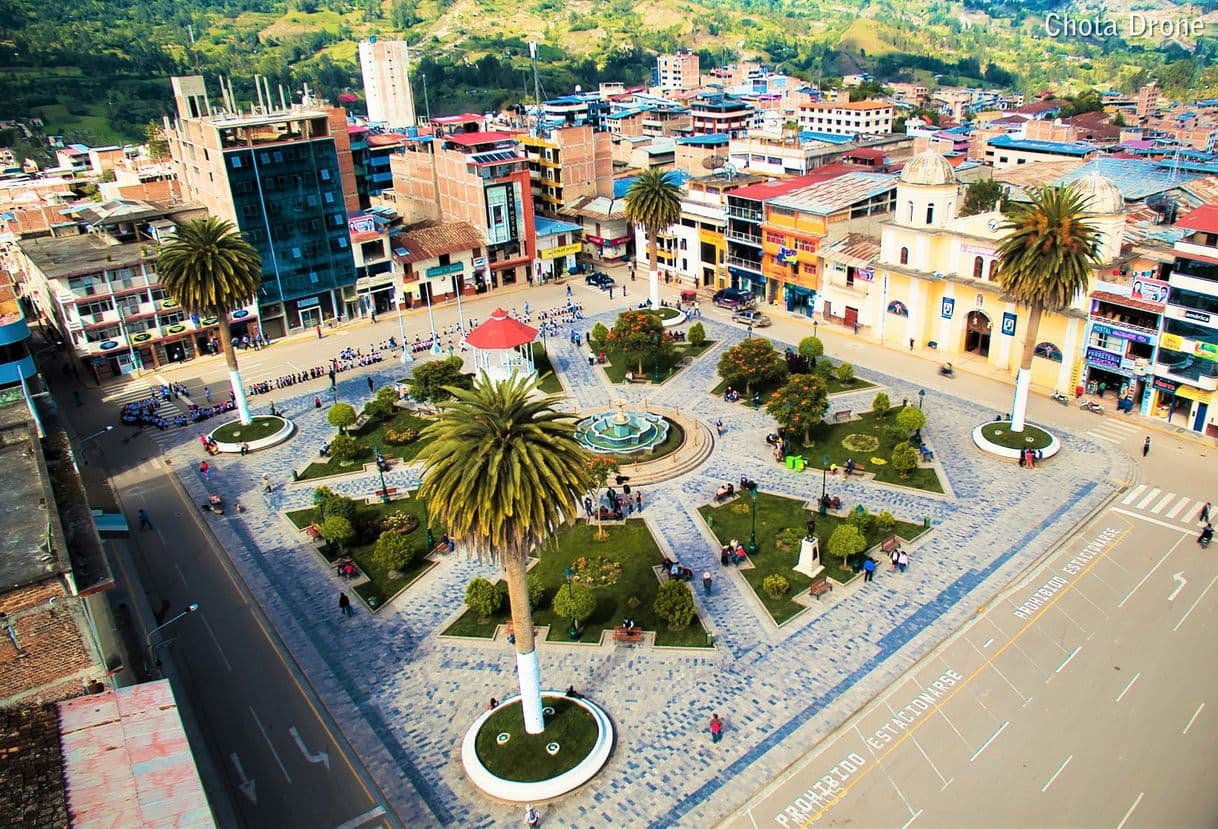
[374,487,398,498]
[880,535,901,555]
[624,374,648,384]
[844,463,866,477]
[809,577,833,600]
[613,625,644,644]
[832,409,852,423]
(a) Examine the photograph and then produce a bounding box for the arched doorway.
[964,310,991,357]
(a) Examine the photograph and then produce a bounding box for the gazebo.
[464,308,538,384]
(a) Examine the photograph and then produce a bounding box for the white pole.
[395,288,409,364]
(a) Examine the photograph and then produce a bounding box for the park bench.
[624,373,648,384]
[844,463,866,477]
[374,487,398,499]
[613,625,644,644]
[809,577,833,600]
[880,535,901,556]
[832,409,852,423]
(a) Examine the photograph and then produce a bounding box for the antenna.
[421,73,432,125]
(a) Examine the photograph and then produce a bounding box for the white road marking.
[333,806,387,829]
[900,809,924,829]
[250,706,292,783]
[1165,496,1191,519]
[1173,572,1218,632]
[1118,539,1183,607]
[1110,507,1193,534]
[174,563,187,586]
[1183,702,1205,735]
[966,636,1029,704]
[1116,792,1144,829]
[1150,493,1175,514]
[1056,645,1081,673]
[1115,672,1141,703]
[969,720,1009,762]
[884,702,949,787]
[289,726,332,770]
[1086,430,1119,443]
[1168,572,1187,602]
[230,753,257,804]
[1041,754,1072,792]
[1135,488,1161,509]
[981,637,994,648]
[1121,484,1147,505]
[199,612,232,672]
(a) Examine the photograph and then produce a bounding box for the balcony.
[727,206,763,222]
[726,229,762,246]
[1154,364,1218,391]
[727,256,762,273]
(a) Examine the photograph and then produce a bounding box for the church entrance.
[964,310,991,357]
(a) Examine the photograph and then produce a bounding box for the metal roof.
[768,172,897,214]
[1057,158,1200,201]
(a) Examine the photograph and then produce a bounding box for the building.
[1137,82,1161,121]
[1152,204,1218,434]
[165,75,359,337]
[688,93,755,138]
[657,52,700,93]
[390,220,486,306]
[359,38,417,128]
[533,216,584,283]
[984,134,1097,169]
[0,263,37,387]
[348,210,399,317]
[563,195,632,262]
[797,100,895,137]
[519,124,612,219]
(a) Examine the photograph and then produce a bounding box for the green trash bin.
[794,458,805,472]
[785,455,796,469]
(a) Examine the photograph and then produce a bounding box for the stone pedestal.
[794,536,824,579]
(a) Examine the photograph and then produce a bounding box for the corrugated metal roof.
[821,232,881,268]
[1057,158,1200,201]
[768,172,897,215]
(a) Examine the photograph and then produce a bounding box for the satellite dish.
[703,155,727,171]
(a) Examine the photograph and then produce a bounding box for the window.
[988,260,998,281]
[926,203,935,224]
[324,191,334,204]
[765,231,785,245]
[292,247,302,259]
[1034,342,1062,362]
[972,256,984,279]
[907,201,914,223]
[230,156,243,169]
[899,247,909,265]
[320,169,331,181]
[309,272,319,283]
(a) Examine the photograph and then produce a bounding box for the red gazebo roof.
[464,308,537,349]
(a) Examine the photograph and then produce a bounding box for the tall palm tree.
[158,217,263,425]
[996,184,1101,432]
[416,372,592,734]
[624,169,682,308]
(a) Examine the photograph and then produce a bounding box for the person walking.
[138,508,153,530]
[200,460,210,481]
[315,395,322,409]
[339,592,352,617]
[566,284,573,298]
[635,491,642,513]
[524,805,540,827]
[709,713,723,743]
[204,386,212,403]
[702,571,712,596]
[897,550,910,573]
[1201,502,1212,523]
[240,443,249,457]
[1142,436,1151,457]
[863,557,876,582]
[583,496,593,518]
[262,473,272,493]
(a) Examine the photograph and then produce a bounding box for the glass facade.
[224,140,356,305]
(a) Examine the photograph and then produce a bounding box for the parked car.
[732,309,771,327]
[712,288,754,310]
[585,272,615,289]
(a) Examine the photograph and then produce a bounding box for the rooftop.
[0,402,60,589]
[988,134,1096,157]
[677,134,731,146]
[391,221,483,264]
[17,232,151,281]
[729,165,862,202]
[768,172,897,214]
[1175,204,1218,234]
[534,216,583,237]
[442,131,520,148]
[1057,158,1200,201]
[801,100,894,111]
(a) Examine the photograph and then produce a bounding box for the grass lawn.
[699,493,927,623]
[531,342,564,394]
[475,697,599,781]
[980,421,1054,450]
[783,408,943,493]
[442,519,711,647]
[211,416,286,443]
[297,409,432,481]
[286,496,440,609]
[599,340,713,385]
[711,360,877,400]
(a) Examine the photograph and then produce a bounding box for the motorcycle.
[1080,399,1104,415]
[1051,390,1070,406]
[939,363,955,378]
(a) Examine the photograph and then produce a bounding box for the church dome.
[1073,171,1124,215]
[898,150,957,186]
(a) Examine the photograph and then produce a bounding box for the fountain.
[576,400,671,455]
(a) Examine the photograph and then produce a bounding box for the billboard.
[1130,277,1170,306]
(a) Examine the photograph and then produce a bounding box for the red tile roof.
[465,307,538,349]
[1175,203,1218,234]
[392,222,484,263]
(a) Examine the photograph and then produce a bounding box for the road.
[725,451,1218,829]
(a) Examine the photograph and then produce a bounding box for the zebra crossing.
[102,377,196,452]
[1114,483,1211,529]
[1084,416,1141,445]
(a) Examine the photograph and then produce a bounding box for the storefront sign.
[1153,376,1179,394]
[777,246,797,265]
[1091,322,1154,345]
[160,299,178,310]
[201,316,219,326]
[941,297,955,319]
[1160,332,1184,351]
[232,309,250,319]
[1130,277,1170,306]
[99,340,119,350]
[961,244,997,257]
[1184,309,1212,323]
[165,324,187,334]
[348,215,377,235]
[856,267,874,282]
[425,262,465,278]
[1001,312,1017,336]
[131,333,152,344]
[1196,341,1218,361]
[297,296,321,309]
[540,242,581,260]
[1085,346,1124,371]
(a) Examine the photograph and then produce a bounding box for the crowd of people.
[120,393,238,429]
[247,349,388,396]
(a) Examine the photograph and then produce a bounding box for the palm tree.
[158,217,263,425]
[416,372,592,734]
[624,169,682,308]
[996,184,1101,432]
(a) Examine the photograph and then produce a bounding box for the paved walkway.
[132,310,1134,828]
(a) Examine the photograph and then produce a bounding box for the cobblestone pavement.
[143,311,1134,828]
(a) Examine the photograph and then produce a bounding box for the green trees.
[327,434,359,463]
[891,442,920,478]
[653,580,697,629]
[960,179,1007,216]
[687,321,706,347]
[827,524,866,565]
[327,403,357,433]
[624,169,682,308]
[893,406,926,438]
[157,217,262,424]
[997,185,1101,432]
[409,356,471,402]
[797,336,824,365]
[319,516,355,551]
[718,337,788,394]
[835,362,855,384]
[465,578,503,622]
[766,374,829,442]
[871,392,891,417]
[371,530,416,572]
[553,581,596,625]
[607,309,669,375]
[762,574,791,598]
[364,386,400,420]
[590,322,609,350]
[416,372,592,735]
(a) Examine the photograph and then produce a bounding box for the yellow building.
[862,150,1127,391]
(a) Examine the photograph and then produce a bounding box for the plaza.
[115,272,1135,827]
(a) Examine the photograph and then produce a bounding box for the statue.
[805,515,817,540]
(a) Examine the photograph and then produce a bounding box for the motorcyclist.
[1200,523,1213,547]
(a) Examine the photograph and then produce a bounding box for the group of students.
[120,393,237,430]
[246,350,387,397]
[719,539,748,566]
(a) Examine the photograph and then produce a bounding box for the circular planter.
[462,692,614,802]
[209,415,295,453]
[655,308,687,328]
[972,420,1061,460]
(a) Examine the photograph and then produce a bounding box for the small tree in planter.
[798,336,823,367]
[319,516,355,554]
[552,581,596,627]
[318,489,357,522]
[717,337,788,394]
[687,321,706,347]
[654,580,697,629]
[327,434,360,464]
[762,573,791,598]
[875,510,898,536]
[328,402,357,434]
[465,578,503,623]
[847,505,874,536]
[871,392,891,417]
[527,572,546,610]
[835,362,855,385]
[894,406,927,439]
[584,455,619,540]
[827,523,866,568]
[590,322,610,351]
[409,356,471,402]
[371,530,416,574]
[891,441,920,479]
[766,374,829,442]
[364,386,400,420]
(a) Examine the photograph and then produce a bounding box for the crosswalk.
[1084,416,1141,445]
[1115,483,1211,529]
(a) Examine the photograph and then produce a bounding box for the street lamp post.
[746,484,759,556]
[394,288,409,364]
[146,602,199,655]
[374,445,390,504]
[746,323,753,341]
[820,453,830,514]
[79,425,114,465]
[653,333,662,383]
[813,319,818,338]
[563,565,578,640]
[918,388,925,410]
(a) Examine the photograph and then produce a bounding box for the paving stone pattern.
[143,317,1133,828]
